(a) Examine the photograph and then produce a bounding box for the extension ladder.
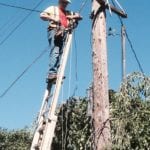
[30,31,73,150]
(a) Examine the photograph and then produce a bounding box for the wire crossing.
[0,0,44,46]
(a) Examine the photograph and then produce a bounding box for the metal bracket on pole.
[96,0,127,18]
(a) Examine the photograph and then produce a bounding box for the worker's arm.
[66,13,82,20]
[40,12,59,22]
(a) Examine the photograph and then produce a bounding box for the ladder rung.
[48,115,57,122]
[34,144,40,150]
[47,94,53,100]
[38,126,45,134]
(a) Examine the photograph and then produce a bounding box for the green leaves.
[0,128,32,150]
[0,72,150,150]
[110,72,150,149]
[52,97,92,150]
[52,72,150,150]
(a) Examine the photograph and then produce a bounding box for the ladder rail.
[40,32,73,150]
[31,83,52,150]
[30,31,73,150]
[37,83,52,123]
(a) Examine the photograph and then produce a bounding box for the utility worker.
[40,0,82,82]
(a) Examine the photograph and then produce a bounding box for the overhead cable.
[0,0,44,46]
[0,2,41,13]
[78,0,89,13]
[0,46,49,98]
[111,0,144,74]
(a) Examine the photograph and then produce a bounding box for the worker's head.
[59,0,71,10]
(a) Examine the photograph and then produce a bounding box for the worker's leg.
[55,32,68,70]
[48,30,64,75]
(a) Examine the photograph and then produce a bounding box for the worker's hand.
[67,13,82,20]
[74,13,83,20]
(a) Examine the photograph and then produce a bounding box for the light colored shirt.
[43,6,72,28]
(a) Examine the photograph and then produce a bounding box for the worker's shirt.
[42,6,72,29]
[59,8,68,28]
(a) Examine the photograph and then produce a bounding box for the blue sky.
[0,0,149,129]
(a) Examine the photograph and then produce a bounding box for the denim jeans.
[48,29,67,75]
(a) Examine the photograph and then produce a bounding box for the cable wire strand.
[0,2,41,13]
[78,0,89,13]
[72,32,78,97]
[0,0,44,46]
[0,0,88,46]
[111,0,144,74]
[125,31,144,74]
[0,0,87,97]
[0,46,49,98]
[0,10,19,31]
[0,10,22,37]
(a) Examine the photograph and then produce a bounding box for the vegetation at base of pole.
[51,97,92,150]
[0,72,150,149]
[0,127,32,150]
[52,72,150,149]
[110,72,150,149]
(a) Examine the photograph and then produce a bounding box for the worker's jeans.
[48,29,67,75]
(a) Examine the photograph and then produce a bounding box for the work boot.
[46,74,57,83]
[46,74,66,84]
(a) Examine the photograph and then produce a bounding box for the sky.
[0,0,149,129]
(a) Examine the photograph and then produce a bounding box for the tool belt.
[48,23,67,38]
[47,19,79,37]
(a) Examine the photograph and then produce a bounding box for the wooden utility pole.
[91,0,127,149]
[121,25,126,80]
[91,1,111,149]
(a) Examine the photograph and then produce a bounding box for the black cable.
[0,46,49,98]
[125,32,144,74]
[0,0,88,46]
[0,10,19,31]
[72,32,78,97]
[111,0,144,74]
[78,0,89,13]
[0,2,41,13]
[0,10,21,37]
[0,0,89,98]
[0,0,44,46]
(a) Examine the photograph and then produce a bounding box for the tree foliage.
[52,72,150,149]
[52,98,92,150]
[0,72,150,150]
[110,72,150,149]
[0,128,32,150]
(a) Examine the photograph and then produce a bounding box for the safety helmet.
[60,0,71,3]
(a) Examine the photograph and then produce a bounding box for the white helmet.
[60,0,71,3]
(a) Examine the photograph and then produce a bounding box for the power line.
[125,31,144,74]
[78,0,89,13]
[0,0,88,15]
[0,0,88,46]
[0,10,19,31]
[0,0,44,46]
[0,46,49,98]
[0,10,21,37]
[0,2,41,13]
[72,32,79,97]
[111,0,144,74]
[0,0,88,97]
